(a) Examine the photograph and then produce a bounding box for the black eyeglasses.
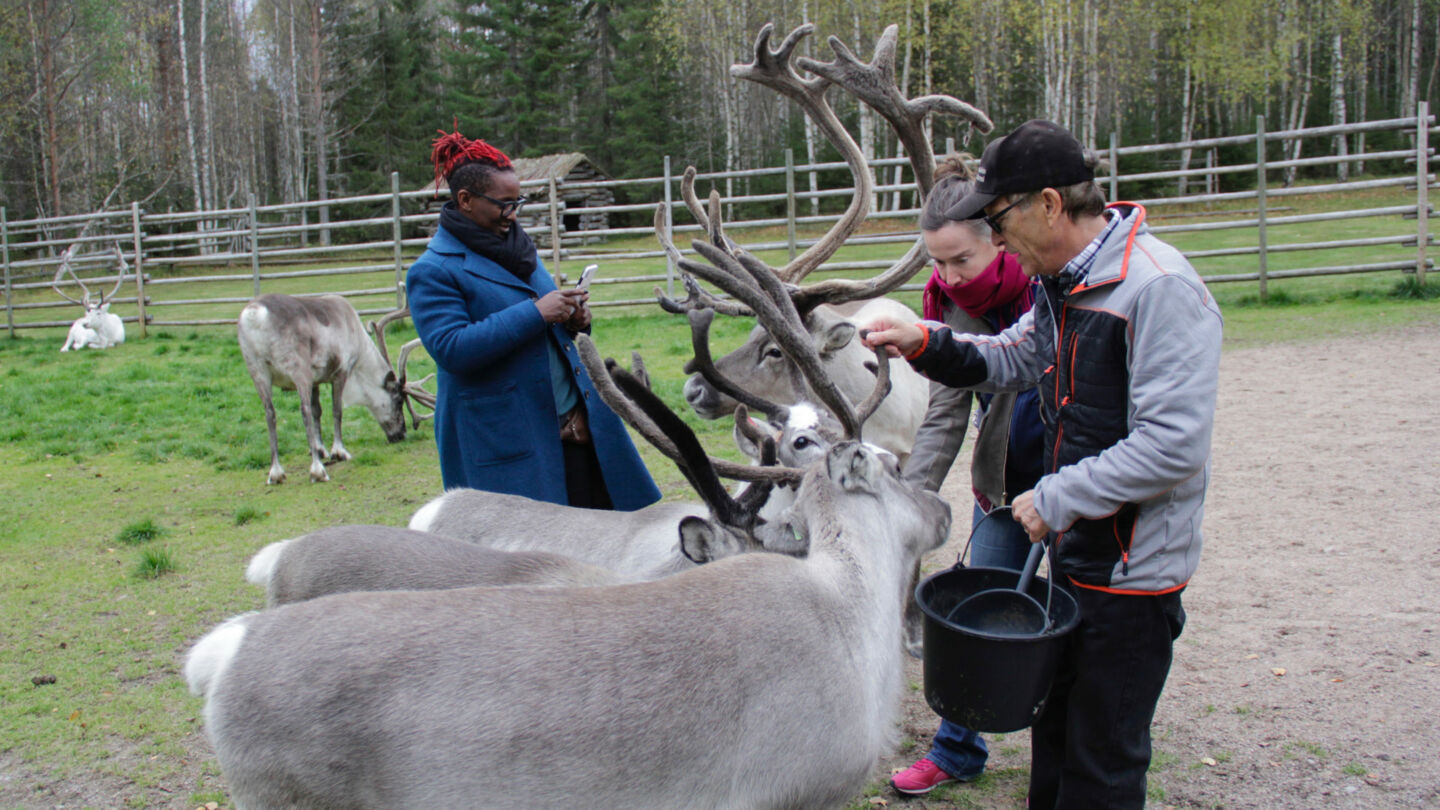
[475,192,529,217]
[982,196,1028,234]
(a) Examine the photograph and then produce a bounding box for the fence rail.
[3,107,1435,338]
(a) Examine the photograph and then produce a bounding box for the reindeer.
[236,296,434,484]
[53,243,128,352]
[661,24,992,462]
[406,367,843,581]
[183,232,951,808]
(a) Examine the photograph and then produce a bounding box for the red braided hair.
[430,119,512,191]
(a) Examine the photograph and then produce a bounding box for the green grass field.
[0,183,1436,809]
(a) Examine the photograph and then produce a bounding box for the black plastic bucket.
[915,563,1080,733]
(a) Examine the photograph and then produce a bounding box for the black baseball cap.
[946,119,1094,221]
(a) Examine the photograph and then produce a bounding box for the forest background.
[3,0,1439,224]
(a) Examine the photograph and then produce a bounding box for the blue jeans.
[925,504,1034,779]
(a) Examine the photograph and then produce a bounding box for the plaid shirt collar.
[1056,209,1122,289]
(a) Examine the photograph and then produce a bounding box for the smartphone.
[575,264,599,291]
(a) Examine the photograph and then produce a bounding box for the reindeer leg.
[296,379,329,483]
[328,375,351,463]
[249,374,286,485]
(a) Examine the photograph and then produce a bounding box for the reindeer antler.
[50,245,90,306]
[369,306,436,428]
[574,334,803,484]
[100,243,129,306]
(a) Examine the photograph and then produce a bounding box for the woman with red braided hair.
[406,125,661,510]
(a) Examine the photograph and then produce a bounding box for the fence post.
[547,177,563,279]
[1256,115,1269,302]
[1417,101,1430,285]
[391,171,404,308]
[785,148,797,263]
[1206,149,1217,196]
[131,202,147,338]
[663,155,674,299]
[2,207,11,338]
[249,193,261,298]
[945,137,955,155]
[1109,132,1120,201]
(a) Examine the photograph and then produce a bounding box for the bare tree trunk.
[853,9,877,213]
[1178,62,1195,196]
[199,0,216,213]
[289,4,304,207]
[31,0,63,216]
[1041,0,1074,129]
[802,0,819,215]
[1283,29,1313,187]
[308,0,330,245]
[1081,0,1098,148]
[176,0,203,213]
[890,0,914,212]
[1402,0,1420,115]
[1331,29,1348,182]
[1356,40,1368,174]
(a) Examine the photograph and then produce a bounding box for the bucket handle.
[954,505,1058,633]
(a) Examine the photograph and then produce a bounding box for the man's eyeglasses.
[476,192,529,217]
[982,196,1028,234]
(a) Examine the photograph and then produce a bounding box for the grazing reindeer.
[236,296,434,484]
[53,243,128,352]
[660,24,992,461]
[184,272,950,809]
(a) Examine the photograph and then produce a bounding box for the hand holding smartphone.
[575,264,599,292]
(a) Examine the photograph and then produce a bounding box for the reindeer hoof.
[266,473,286,485]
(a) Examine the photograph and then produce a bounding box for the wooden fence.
[2,106,1434,338]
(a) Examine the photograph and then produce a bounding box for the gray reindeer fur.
[186,442,951,810]
[410,490,788,581]
[247,525,623,606]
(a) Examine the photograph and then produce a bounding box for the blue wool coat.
[405,226,661,511]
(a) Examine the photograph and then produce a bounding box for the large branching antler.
[574,334,803,484]
[659,22,994,323]
[369,307,436,428]
[50,245,90,306]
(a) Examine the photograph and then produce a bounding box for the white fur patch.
[244,539,291,586]
[408,494,446,532]
[788,403,821,431]
[183,614,252,697]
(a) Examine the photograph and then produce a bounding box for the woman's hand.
[536,289,588,324]
[861,318,925,358]
[564,292,592,331]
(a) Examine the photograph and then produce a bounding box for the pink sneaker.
[891,757,956,795]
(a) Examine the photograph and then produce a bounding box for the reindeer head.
[52,243,126,317]
[369,307,437,440]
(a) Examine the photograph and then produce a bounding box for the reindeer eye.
[763,347,783,360]
[793,436,813,449]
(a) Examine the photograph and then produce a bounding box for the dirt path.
[880,321,1440,808]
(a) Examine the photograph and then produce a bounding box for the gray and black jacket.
[905,204,1223,594]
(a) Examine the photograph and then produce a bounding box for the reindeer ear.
[678,516,742,564]
[816,320,856,356]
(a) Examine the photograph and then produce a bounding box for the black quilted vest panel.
[1039,289,1137,585]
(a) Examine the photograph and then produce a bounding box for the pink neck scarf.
[923,251,1028,321]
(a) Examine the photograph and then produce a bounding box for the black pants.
[1029,585,1186,809]
[561,440,612,509]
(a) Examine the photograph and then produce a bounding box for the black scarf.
[439,201,538,281]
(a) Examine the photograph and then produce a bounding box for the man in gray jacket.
[865,119,1223,808]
